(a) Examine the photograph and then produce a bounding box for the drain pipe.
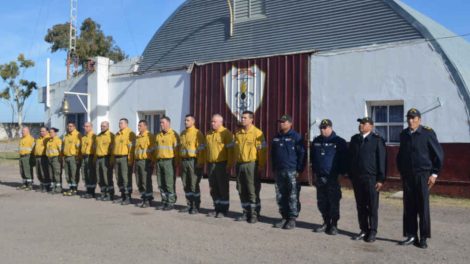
[226,0,234,37]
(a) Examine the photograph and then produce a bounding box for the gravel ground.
[0,159,469,264]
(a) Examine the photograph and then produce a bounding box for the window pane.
[372,106,387,123]
[375,126,388,142]
[390,125,403,143]
[389,105,404,122]
[153,115,160,134]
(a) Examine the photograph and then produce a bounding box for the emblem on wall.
[223,65,266,120]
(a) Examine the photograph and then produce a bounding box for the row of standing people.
[307,108,443,249]
[17,112,266,223]
[17,108,443,248]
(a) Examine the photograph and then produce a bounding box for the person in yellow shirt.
[233,111,267,224]
[154,116,179,211]
[135,120,155,208]
[33,126,51,192]
[95,121,115,201]
[62,122,82,196]
[80,122,96,199]
[113,118,136,205]
[179,114,206,214]
[46,127,63,194]
[205,114,234,218]
[18,126,35,191]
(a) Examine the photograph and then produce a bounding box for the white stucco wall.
[107,70,190,133]
[46,73,88,136]
[310,41,470,143]
[44,56,189,136]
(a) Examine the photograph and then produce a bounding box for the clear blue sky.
[0,0,469,123]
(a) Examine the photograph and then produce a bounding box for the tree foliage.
[0,54,37,130]
[44,18,127,70]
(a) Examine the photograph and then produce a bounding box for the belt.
[20,154,31,157]
[82,155,94,158]
[114,155,128,158]
[208,160,227,164]
[158,158,174,161]
[182,157,196,161]
[64,155,77,158]
[97,155,110,159]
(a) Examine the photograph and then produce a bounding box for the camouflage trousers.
[275,170,301,219]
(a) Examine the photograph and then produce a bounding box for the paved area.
[0,160,469,264]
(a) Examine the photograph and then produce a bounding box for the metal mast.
[67,0,78,79]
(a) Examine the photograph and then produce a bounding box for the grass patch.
[0,152,19,166]
[0,152,19,160]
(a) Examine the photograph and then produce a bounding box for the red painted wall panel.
[191,54,311,182]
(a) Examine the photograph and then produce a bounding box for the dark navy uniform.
[349,131,386,237]
[397,125,444,239]
[311,131,348,226]
[271,129,305,220]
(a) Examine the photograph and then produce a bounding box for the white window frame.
[138,111,166,135]
[367,100,404,145]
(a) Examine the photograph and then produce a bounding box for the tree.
[0,54,37,131]
[44,18,127,72]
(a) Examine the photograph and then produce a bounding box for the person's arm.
[338,138,349,176]
[295,134,306,173]
[174,133,180,166]
[226,132,236,169]
[128,132,136,165]
[375,137,387,191]
[196,131,206,167]
[256,131,267,169]
[427,130,444,188]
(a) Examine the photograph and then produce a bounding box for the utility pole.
[67,0,78,80]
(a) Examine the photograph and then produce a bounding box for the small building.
[41,0,470,197]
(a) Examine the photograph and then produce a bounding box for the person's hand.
[375,182,383,192]
[428,175,437,190]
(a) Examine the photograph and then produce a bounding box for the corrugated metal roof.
[139,0,423,73]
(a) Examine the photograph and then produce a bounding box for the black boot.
[314,223,328,233]
[139,198,150,208]
[399,236,418,246]
[121,194,131,205]
[326,220,338,235]
[283,218,296,230]
[114,192,125,203]
[236,211,248,222]
[274,218,287,228]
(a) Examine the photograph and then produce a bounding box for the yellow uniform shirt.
[155,128,180,160]
[63,129,81,156]
[234,125,267,167]
[113,127,136,162]
[81,132,96,155]
[205,126,234,166]
[46,136,62,158]
[33,135,50,156]
[19,135,35,155]
[135,131,155,160]
[95,130,114,157]
[180,126,206,165]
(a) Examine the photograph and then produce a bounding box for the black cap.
[406,108,421,118]
[319,119,332,128]
[278,114,292,123]
[357,117,374,125]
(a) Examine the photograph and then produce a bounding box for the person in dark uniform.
[397,108,444,249]
[348,117,386,243]
[271,115,306,230]
[311,119,348,235]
